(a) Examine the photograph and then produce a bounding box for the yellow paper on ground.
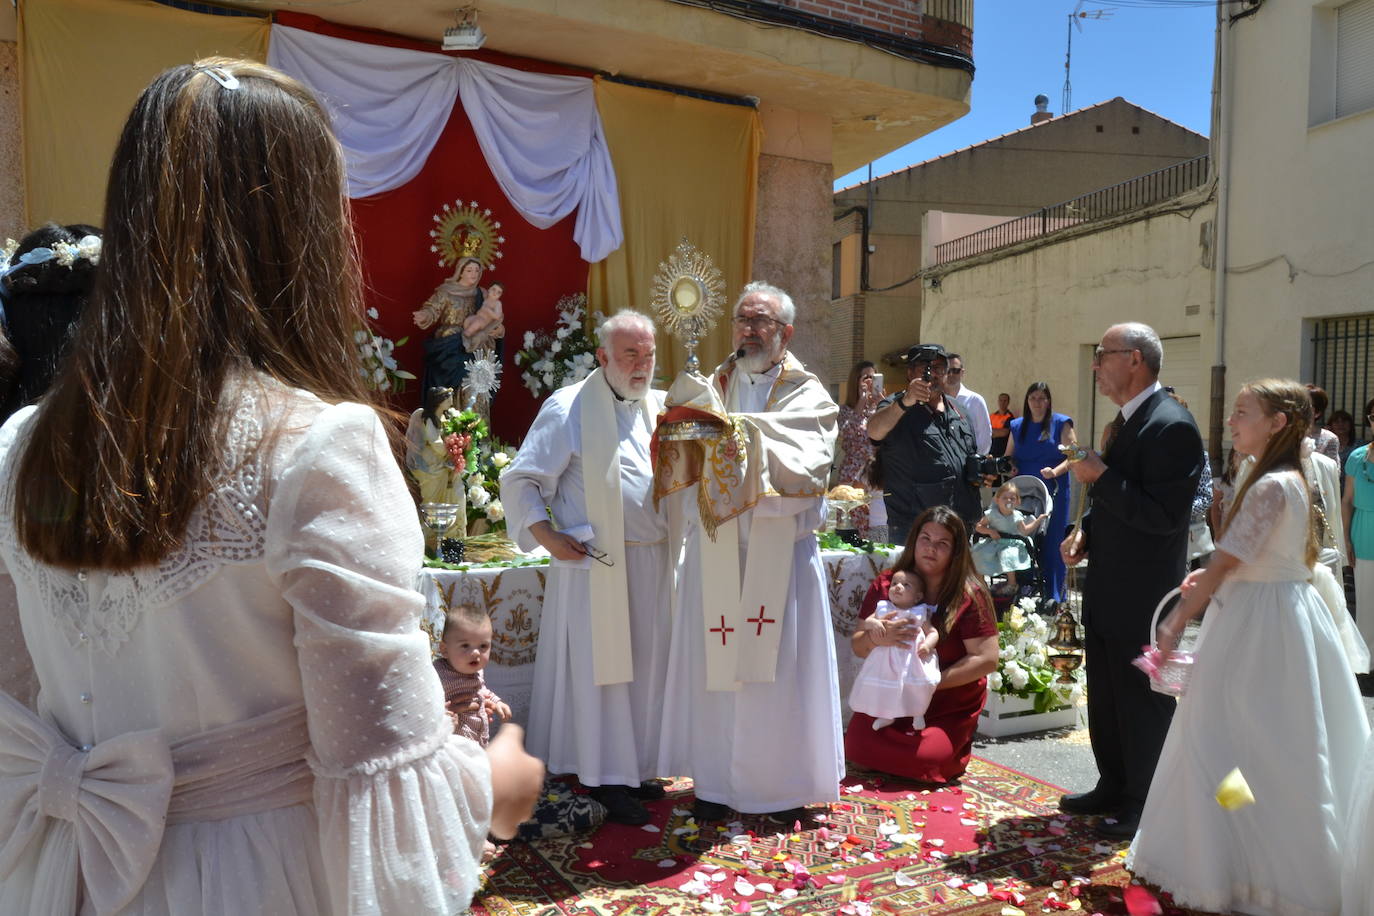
[1215,767,1255,810]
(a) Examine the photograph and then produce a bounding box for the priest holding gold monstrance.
[651,247,843,825]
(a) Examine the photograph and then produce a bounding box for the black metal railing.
[1313,315,1374,441]
[931,154,1211,266]
[925,0,973,28]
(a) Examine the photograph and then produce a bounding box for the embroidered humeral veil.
[651,353,836,690]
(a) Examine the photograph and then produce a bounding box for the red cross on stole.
[709,614,735,646]
[746,605,776,636]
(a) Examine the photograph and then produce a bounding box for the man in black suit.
[1059,323,1202,839]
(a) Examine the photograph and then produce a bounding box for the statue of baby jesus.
[463,280,505,352]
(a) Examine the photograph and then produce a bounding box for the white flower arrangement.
[354,309,417,394]
[459,436,515,532]
[512,293,603,399]
[991,598,1083,712]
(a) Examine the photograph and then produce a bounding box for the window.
[1312,315,1374,440]
[1337,0,1374,118]
[1311,0,1374,125]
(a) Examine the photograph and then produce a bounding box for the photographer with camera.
[868,344,987,545]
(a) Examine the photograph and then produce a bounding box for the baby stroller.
[972,474,1054,618]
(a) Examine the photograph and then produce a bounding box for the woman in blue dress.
[1003,382,1077,602]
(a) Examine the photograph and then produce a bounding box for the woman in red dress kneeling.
[845,505,999,783]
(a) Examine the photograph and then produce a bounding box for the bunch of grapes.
[443,432,472,473]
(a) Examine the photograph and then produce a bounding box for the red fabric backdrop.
[278,13,592,444]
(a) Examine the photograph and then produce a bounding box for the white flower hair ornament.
[0,234,102,281]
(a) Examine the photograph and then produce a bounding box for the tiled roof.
[836,97,1205,193]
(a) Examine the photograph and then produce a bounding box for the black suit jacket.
[1082,388,1203,643]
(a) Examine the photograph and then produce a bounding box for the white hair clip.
[199,67,241,91]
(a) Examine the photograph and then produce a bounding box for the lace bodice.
[0,389,271,657]
[1217,470,1311,581]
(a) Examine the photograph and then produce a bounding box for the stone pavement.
[974,695,1374,796]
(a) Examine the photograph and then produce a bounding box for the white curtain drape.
[268,25,623,263]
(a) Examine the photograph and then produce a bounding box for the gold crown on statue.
[428,200,505,269]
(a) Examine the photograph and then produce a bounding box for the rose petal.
[893,870,917,887]
[658,858,676,868]
[1123,885,1163,916]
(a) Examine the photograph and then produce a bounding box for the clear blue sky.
[835,0,1218,189]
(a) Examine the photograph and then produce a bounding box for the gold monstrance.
[652,238,728,441]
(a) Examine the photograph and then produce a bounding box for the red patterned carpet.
[471,758,1206,915]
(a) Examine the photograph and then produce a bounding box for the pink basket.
[1144,587,1196,697]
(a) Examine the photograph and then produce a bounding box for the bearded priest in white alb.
[654,282,844,824]
[500,311,671,826]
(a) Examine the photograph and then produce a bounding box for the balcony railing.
[931,154,1211,267]
[925,0,973,29]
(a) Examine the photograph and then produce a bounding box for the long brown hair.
[891,505,994,635]
[844,360,875,409]
[1221,379,1319,570]
[14,59,374,571]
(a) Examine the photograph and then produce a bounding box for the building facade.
[830,97,1207,394]
[911,0,1374,460]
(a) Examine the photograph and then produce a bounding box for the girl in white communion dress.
[0,58,541,916]
[1128,379,1367,916]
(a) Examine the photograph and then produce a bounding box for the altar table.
[417,547,901,725]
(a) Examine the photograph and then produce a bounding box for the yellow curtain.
[21,0,269,227]
[589,79,761,382]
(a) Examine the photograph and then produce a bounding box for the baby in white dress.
[849,569,941,729]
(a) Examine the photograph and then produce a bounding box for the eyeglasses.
[1093,346,1136,362]
[573,542,615,568]
[946,367,964,375]
[732,315,785,332]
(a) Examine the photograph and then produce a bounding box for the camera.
[964,453,1015,485]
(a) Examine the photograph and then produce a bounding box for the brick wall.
[777,0,971,51]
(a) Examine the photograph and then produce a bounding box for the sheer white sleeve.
[0,408,36,707]
[266,401,491,915]
[1216,473,1288,565]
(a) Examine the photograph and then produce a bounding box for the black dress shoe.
[1096,807,1142,840]
[764,806,808,826]
[588,785,651,826]
[1059,788,1123,816]
[692,799,733,821]
[629,780,667,800]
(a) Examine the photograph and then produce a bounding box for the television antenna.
[1063,1,1113,115]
